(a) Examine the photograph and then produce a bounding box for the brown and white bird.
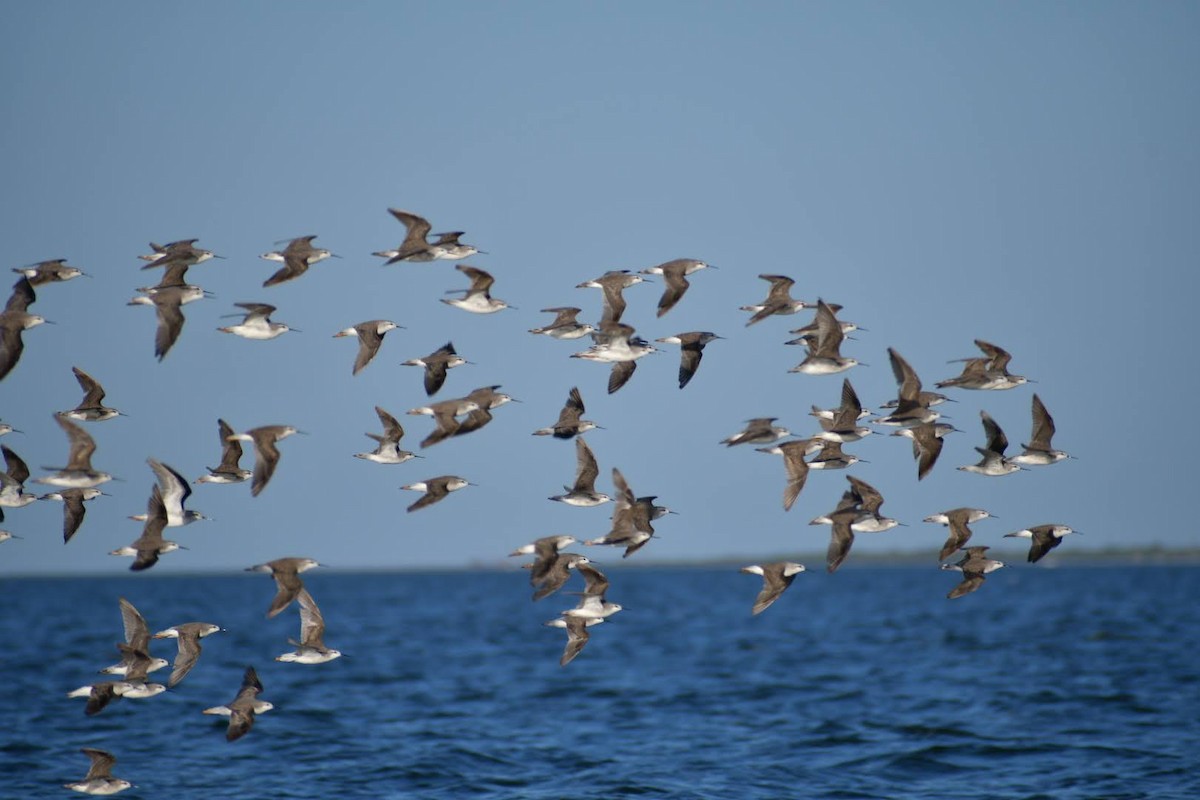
[40,487,104,543]
[741,273,811,326]
[1011,394,1072,466]
[196,419,252,485]
[740,562,806,615]
[354,406,417,464]
[941,546,1005,599]
[655,331,723,389]
[203,666,273,742]
[532,386,599,439]
[275,588,342,664]
[109,485,181,571]
[924,507,994,561]
[401,341,470,396]
[334,320,402,375]
[34,415,113,489]
[442,265,511,314]
[217,302,294,340]
[246,557,323,618]
[60,366,122,421]
[153,620,223,687]
[937,339,1028,391]
[63,748,132,795]
[529,307,595,340]
[544,615,603,666]
[374,208,477,263]
[227,425,303,496]
[576,270,647,324]
[14,258,87,285]
[126,284,207,361]
[639,258,714,317]
[958,410,1021,476]
[721,417,791,447]
[549,437,611,506]
[1004,524,1080,563]
[260,235,337,287]
[400,475,472,512]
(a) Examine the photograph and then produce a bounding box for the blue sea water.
[3,565,1198,799]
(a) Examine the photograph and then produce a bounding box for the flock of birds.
[1,208,1077,794]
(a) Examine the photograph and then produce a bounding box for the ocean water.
[4,565,1198,799]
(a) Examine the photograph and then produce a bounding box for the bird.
[275,588,342,664]
[756,438,818,511]
[354,406,417,464]
[60,366,122,421]
[942,546,1005,599]
[544,615,603,666]
[806,439,861,471]
[401,475,472,512]
[925,507,994,561]
[510,535,577,590]
[441,265,511,313]
[721,417,791,447]
[334,320,402,375]
[227,425,302,496]
[40,487,104,543]
[576,270,647,324]
[99,597,166,677]
[14,258,87,285]
[788,300,859,375]
[409,395,480,449]
[937,339,1028,391]
[528,551,590,602]
[958,410,1022,476]
[401,341,469,396]
[813,379,872,442]
[203,666,273,742]
[892,421,955,481]
[549,437,612,506]
[152,621,223,687]
[129,458,208,527]
[126,284,206,360]
[1011,393,1072,466]
[528,307,595,340]
[1005,524,1080,563]
[740,562,806,615]
[246,557,323,618]
[109,485,181,571]
[34,414,113,488]
[0,444,38,520]
[570,322,658,394]
[655,331,723,389]
[561,562,622,620]
[374,208,476,263]
[217,302,295,339]
[0,302,48,382]
[260,235,337,287]
[873,348,939,427]
[196,419,252,484]
[584,467,659,557]
[451,385,516,438]
[741,274,811,326]
[64,748,132,795]
[532,386,599,439]
[639,258,714,317]
[138,238,220,269]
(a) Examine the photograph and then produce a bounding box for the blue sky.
[1,3,1196,574]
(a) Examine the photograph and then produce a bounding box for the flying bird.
[260,235,337,287]
[640,258,713,317]
[246,557,322,618]
[334,320,402,375]
[60,366,122,421]
[227,425,302,496]
[655,331,723,389]
[740,562,806,615]
[203,666,273,742]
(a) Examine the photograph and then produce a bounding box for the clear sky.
[1,2,1196,574]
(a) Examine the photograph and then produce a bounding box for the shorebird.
[138,239,220,269]
[0,444,38,519]
[958,410,1022,476]
[334,319,402,375]
[584,467,658,557]
[789,300,860,375]
[127,284,206,361]
[721,417,791,447]
[35,415,112,488]
[14,258,88,285]
[813,379,872,442]
[562,562,622,620]
[442,265,511,313]
[741,274,812,326]
[196,419,252,484]
[354,406,417,464]
[511,534,577,586]
[942,546,1005,599]
[40,487,104,543]
[217,302,295,339]
[60,367,123,421]
[533,386,599,439]
[529,307,595,340]
[246,557,323,618]
[260,235,338,287]
[756,438,818,511]
[1011,393,1072,466]
[72,640,167,713]
[408,395,481,449]
[99,597,167,678]
[549,436,612,506]
[640,258,714,317]
[529,552,590,602]
[571,322,658,394]
[740,562,806,615]
[655,331,723,389]
[401,341,469,396]
[228,425,302,496]
[133,458,208,526]
[0,305,47,381]
[892,421,957,481]
[810,475,899,533]
[544,616,603,666]
[937,339,1028,391]
[374,208,477,263]
[109,485,181,571]
[276,588,342,664]
[452,385,517,438]
[786,302,859,342]
[64,748,132,795]
[137,259,194,293]
[401,475,472,512]
[203,666,273,742]
[874,348,939,427]
[1005,524,1080,563]
[153,621,222,687]
[576,270,647,324]
[925,507,994,561]
[806,440,861,471]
